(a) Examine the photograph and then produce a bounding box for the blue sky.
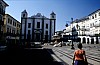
[5,0,100,31]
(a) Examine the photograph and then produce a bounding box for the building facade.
[0,0,8,41]
[65,9,100,44]
[3,14,21,43]
[21,10,56,43]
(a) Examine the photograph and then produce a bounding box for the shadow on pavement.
[0,47,63,65]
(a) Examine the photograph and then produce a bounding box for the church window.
[28,30,30,34]
[23,14,25,17]
[28,23,31,28]
[46,24,48,29]
[52,15,54,18]
[37,22,40,28]
[46,31,48,35]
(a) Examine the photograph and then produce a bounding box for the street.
[0,43,100,65]
[43,43,100,65]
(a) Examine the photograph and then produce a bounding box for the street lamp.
[71,18,75,49]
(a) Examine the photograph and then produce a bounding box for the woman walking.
[72,43,88,65]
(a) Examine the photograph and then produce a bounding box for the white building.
[65,9,100,44]
[21,10,56,43]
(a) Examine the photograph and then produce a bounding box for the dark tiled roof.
[88,9,100,16]
[70,9,100,24]
[1,0,9,6]
[71,16,89,24]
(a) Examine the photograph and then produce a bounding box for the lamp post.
[71,18,75,49]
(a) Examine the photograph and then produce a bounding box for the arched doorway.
[34,30,42,42]
[91,38,94,44]
[35,33,41,41]
[87,38,89,44]
[96,37,98,44]
[77,38,81,42]
[83,37,86,43]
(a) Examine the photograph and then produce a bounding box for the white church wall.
[34,19,42,29]
[26,19,32,39]
[44,19,50,33]
[51,20,54,36]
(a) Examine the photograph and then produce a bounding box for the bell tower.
[21,10,28,42]
[50,11,56,19]
[50,11,56,42]
[21,10,28,18]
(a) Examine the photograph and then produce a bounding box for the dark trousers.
[74,60,87,65]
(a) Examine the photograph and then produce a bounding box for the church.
[21,10,56,43]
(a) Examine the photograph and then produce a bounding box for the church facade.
[21,10,56,43]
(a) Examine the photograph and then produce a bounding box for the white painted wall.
[34,19,42,29]
[22,24,25,35]
[6,15,17,33]
[44,19,50,39]
[21,12,56,41]
[26,19,32,39]
[51,20,54,36]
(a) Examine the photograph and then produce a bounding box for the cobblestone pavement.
[43,43,100,65]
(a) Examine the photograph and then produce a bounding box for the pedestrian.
[72,43,88,65]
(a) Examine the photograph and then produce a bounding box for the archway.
[34,30,42,42]
[77,38,81,42]
[91,38,94,44]
[96,37,98,44]
[87,38,89,44]
[83,37,86,43]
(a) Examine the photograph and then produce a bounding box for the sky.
[4,0,100,31]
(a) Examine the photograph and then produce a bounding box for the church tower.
[21,10,28,18]
[21,10,28,42]
[50,11,56,42]
[50,11,56,19]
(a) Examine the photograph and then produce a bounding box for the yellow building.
[3,14,21,43]
[0,0,8,43]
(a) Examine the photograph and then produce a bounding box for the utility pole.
[71,18,75,49]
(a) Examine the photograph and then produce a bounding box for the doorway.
[83,37,86,43]
[87,38,89,44]
[35,33,41,42]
